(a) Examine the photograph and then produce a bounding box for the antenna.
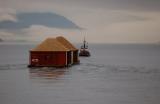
[84,36,86,44]
[83,36,86,49]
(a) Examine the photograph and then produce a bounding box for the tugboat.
[79,37,90,57]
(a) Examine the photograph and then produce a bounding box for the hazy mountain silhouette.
[0,12,81,29]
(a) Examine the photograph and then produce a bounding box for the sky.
[0,0,160,43]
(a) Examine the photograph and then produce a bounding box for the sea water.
[0,43,160,104]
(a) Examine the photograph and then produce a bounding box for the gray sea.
[0,43,160,104]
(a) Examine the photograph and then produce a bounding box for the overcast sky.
[0,0,160,43]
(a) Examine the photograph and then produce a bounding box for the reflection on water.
[29,67,68,79]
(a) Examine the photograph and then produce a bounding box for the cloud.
[0,31,16,40]
[0,8,17,22]
[0,25,81,42]
[0,12,81,29]
[0,14,17,22]
[24,25,80,42]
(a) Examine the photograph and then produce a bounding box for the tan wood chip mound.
[56,36,78,51]
[31,38,69,51]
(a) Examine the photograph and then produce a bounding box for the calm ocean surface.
[0,43,160,104]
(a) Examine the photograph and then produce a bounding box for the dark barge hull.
[79,50,90,57]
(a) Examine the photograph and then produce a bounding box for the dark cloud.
[56,0,160,11]
[1,0,160,12]
[65,0,160,11]
[0,12,81,29]
[102,0,160,11]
